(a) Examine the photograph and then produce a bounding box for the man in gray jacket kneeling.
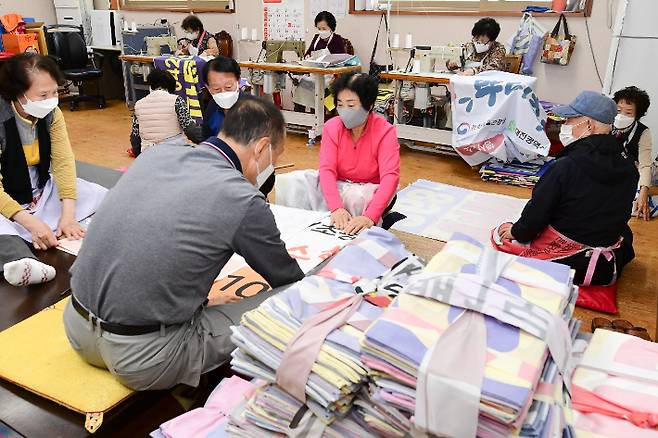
[64,95,304,390]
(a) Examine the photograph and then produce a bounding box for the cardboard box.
[1,33,39,54]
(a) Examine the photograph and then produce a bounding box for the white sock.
[3,258,56,287]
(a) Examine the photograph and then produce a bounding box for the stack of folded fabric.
[571,329,658,438]
[151,376,256,438]
[519,319,581,438]
[359,233,579,438]
[230,274,377,419]
[480,158,554,188]
[226,383,373,437]
[228,228,414,434]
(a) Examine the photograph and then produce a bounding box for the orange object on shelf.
[551,0,567,11]
[1,33,39,54]
[0,13,24,33]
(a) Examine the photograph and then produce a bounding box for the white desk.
[380,70,456,156]
[239,61,361,139]
[91,45,121,52]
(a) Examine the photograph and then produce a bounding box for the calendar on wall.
[310,0,347,19]
[263,0,305,40]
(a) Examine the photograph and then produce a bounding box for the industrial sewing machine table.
[239,61,361,140]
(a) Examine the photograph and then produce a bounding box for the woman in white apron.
[278,73,401,235]
[0,53,107,287]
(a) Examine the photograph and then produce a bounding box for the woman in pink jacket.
[319,72,401,235]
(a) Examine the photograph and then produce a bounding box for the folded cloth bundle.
[519,319,581,438]
[226,383,372,438]
[572,329,658,438]
[229,228,412,429]
[480,158,554,188]
[359,233,578,438]
[150,376,255,438]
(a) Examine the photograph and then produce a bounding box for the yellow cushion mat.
[0,298,134,415]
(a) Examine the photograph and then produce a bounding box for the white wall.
[0,0,56,24]
[121,1,616,104]
[604,0,658,156]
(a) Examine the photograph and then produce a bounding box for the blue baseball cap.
[552,91,617,124]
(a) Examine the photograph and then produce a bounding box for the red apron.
[491,224,622,287]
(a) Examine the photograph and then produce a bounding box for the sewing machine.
[263,40,306,63]
[145,36,178,56]
[414,45,465,73]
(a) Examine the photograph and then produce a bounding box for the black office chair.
[44,24,106,111]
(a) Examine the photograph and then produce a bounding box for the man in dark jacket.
[201,56,275,195]
[496,91,639,286]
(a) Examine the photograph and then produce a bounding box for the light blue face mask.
[337,106,369,129]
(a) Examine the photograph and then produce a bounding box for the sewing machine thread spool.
[251,28,258,41]
[412,59,421,73]
[354,0,366,10]
[404,34,413,49]
[263,73,275,94]
[241,27,249,41]
[392,34,400,49]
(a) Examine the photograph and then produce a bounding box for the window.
[121,0,234,12]
[357,0,591,15]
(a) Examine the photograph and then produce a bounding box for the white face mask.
[318,30,332,40]
[614,114,635,130]
[474,42,491,53]
[255,144,274,188]
[212,87,240,109]
[22,95,58,119]
[559,120,588,147]
[184,31,198,40]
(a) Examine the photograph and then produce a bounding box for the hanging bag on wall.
[540,13,576,66]
[369,13,394,83]
[507,13,546,75]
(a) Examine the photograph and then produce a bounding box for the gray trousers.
[63,290,275,391]
[0,235,34,271]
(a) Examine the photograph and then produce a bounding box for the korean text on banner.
[450,71,550,166]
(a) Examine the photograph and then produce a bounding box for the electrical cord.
[607,0,614,29]
[615,35,658,40]
[584,14,604,87]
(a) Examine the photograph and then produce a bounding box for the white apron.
[0,167,108,242]
[274,169,380,221]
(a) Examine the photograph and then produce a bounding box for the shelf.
[349,10,586,17]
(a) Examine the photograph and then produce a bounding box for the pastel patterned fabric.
[360,233,577,437]
[151,376,255,438]
[229,228,411,424]
[226,384,372,438]
[573,329,658,437]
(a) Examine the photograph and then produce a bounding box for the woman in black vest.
[0,53,107,287]
[613,86,655,221]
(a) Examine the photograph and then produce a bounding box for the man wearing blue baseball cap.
[493,91,639,287]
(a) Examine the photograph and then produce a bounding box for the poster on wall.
[310,0,347,19]
[263,0,305,41]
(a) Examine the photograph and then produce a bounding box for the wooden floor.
[62,100,658,337]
